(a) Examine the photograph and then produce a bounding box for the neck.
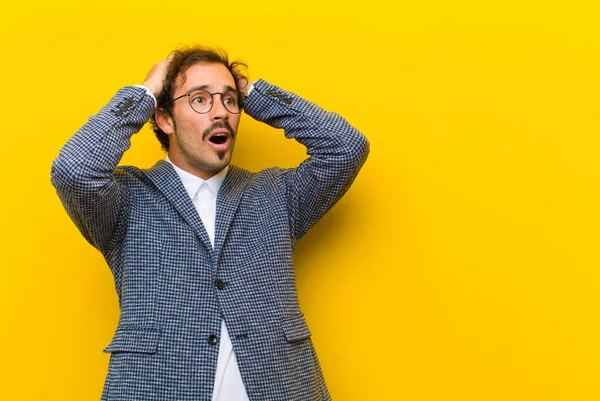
[167,153,224,180]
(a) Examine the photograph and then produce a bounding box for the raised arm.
[50,58,170,254]
[244,80,370,241]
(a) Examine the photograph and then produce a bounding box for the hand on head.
[237,77,253,98]
[142,55,174,98]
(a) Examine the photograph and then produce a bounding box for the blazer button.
[215,279,225,290]
[208,334,218,345]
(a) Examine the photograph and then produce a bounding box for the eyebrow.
[185,84,237,94]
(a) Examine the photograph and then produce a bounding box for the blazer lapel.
[144,160,214,256]
[214,165,252,260]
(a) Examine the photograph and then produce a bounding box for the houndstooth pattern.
[51,79,370,401]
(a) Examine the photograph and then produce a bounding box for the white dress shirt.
[166,156,250,401]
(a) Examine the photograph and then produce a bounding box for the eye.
[223,93,238,106]
[190,91,211,104]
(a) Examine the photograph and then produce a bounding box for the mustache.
[202,121,235,141]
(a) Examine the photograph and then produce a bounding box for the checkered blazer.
[51,80,369,401]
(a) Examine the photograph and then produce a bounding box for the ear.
[155,108,175,134]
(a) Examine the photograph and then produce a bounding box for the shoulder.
[113,163,292,194]
[229,165,291,187]
[115,165,147,181]
[111,165,160,193]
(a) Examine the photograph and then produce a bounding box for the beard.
[168,117,238,178]
[202,121,235,141]
[202,121,236,162]
[182,133,235,173]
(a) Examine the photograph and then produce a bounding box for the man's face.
[161,62,241,179]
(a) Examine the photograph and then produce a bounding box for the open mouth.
[206,129,232,151]
[209,134,228,145]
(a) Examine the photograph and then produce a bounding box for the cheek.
[230,116,241,131]
[176,113,212,136]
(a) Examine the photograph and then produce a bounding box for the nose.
[209,94,229,120]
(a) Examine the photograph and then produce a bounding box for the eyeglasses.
[172,89,245,114]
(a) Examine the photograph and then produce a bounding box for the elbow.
[50,152,93,192]
[356,130,370,166]
[341,127,370,172]
[50,154,71,189]
[50,148,85,190]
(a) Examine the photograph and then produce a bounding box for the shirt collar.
[166,155,229,198]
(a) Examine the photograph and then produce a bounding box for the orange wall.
[1,1,600,400]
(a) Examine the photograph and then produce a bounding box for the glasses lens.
[222,90,242,114]
[189,90,212,113]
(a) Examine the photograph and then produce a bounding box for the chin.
[211,157,231,172]
[217,148,234,165]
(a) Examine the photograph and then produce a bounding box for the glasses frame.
[172,89,246,115]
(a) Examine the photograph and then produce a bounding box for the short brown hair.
[149,46,249,152]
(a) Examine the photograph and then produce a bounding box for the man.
[51,46,369,401]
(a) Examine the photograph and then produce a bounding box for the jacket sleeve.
[243,80,370,241]
[50,86,155,254]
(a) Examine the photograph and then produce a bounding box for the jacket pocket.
[103,325,160,354]
[281,314,312,342]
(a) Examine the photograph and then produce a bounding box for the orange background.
[1,1,600,400]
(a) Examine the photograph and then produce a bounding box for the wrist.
[141,81,162,98]
[133,85,158,109]
[240,79,254,97]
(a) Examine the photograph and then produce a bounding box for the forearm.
[50,86,155,252]
[244,80,370,239]
[51,86,154,189]
[244,80,369,166]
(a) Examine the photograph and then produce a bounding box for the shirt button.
[208,334,218,345]
[215,279,225,290]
